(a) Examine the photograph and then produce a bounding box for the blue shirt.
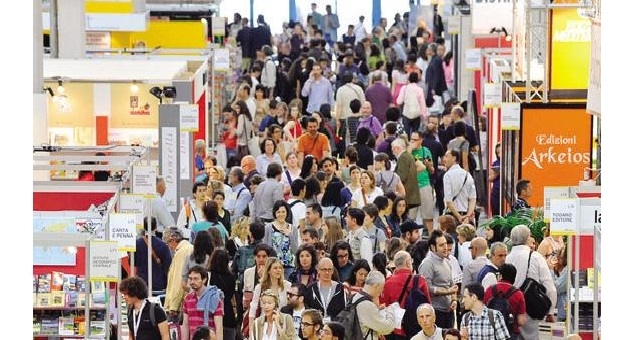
[230,183,252,224]
[134,236,173,292]
[301,76,334,114]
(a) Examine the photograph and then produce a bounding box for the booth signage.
[88,241,119,282]
[578,197,600,236]
[212,17,226,36]
[108,213,137,252]
[520,108,592,206]
[447,16,460,35]
[550,198,577,235]
[550,8,592,90]
[180,132,191,180]
[543,186,571,220]
[501,102,520,130]
[214,49,230,72]
[465,49,482,70]
[483,83,502,109]
[118,194,145,227]
[179,104,199,132]
[161,127,178,212]
[132,165,157,195]
[471,0,513,35]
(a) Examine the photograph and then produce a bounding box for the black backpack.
[398,274,430,339]
[335,292,372,340]
[520,251,552,319]
[486,285,518,334]
[477,265,499,284]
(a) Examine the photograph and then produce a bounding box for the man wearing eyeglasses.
[304,258,346,323]
[301,309,324,340]
[461,237,489,289]
[281,283,308,339]
[176,181,207,234]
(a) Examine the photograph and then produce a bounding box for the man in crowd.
[181,266,224,340]
[461,237,489,288]
[320,156,345,209]
[335,72,365,144]
[365,72,393,124]
[460,283,510,340]
[281,283,308,338]
[287,179,307,229]
[392,138,421,218]
[301,227,320,246]
[411,303,443,340]
[304,258,346,320]
[483,263,527,339]
[410,130,436,235]
[399,221,422,250]
[478,242,508,289]
[512,179,533,212]
[228,166,252,224]
[346,207,373,263]
[241,156,259,188]
[163,227,193,323]
[302,63,334,115]
[135,217,172,293]
[352,271,397,339]
[297,116,331,162]
[151,176,176,236]
[251,163,284,223]
[443,149,477,226]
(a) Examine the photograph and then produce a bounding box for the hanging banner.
[550,198,577,235]
[180,132,191,181]
[214,48,230,72]
[180,104,199,132]
[501,102,520,130]
[586,20,601,116]
[161,127,178,212]
[465,49,482,70]
[550,8,591,90]
[483,83,502,109]
[132,165,157,195]
[471,0,513,35]
[88,241,119,282]
[108,213,137,252]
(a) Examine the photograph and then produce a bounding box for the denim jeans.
[402,116,421,137]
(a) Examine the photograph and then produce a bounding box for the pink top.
[396,83,428,120]
[443,58,454,87]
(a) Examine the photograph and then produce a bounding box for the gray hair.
[510,224,531,246]
[229,166,244,182]
[393,250,411,268]
[490,241,507,254]
[364,270,386,286]
[391,137,406,150]
[416,303,435,315]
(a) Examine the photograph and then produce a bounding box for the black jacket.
[209,272,237,327]
[304,281,347,319]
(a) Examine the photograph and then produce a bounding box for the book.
[37,273,51,293]
[89,320,106,337]
[63,273,77,292]
[51,291,66,307]
[58,316,75,336]
[33,275,38,293]
[51,271,64,291]
[91,281,106,307]
[40,317,58,335]
[37,293,52,307]
[77,292,87,308]
[33,293,37,307]
[76,275,86,292]
[65,291,78,308]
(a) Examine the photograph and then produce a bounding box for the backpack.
[335,293,373,340]
[398,275,431,338]
[486,285,518,335]
[520,251,552,319]
[288,199,302,226]
[477,265,499,284]
[127,301,158,328]
[377,172,396,195]
[462,309,499,339]
[236,244,256,278]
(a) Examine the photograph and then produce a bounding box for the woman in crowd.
[323,216,345,253]
[330,241,355,283]
[388,196,410,238]
[256,137,284,175]
[315,171,328,203]
[373,153,405,197]
[284,98,304,142]
[221,104,239,167]
[192,200,227,241]
[373,196,394,240]
[211,191,231,236]
[300,155,318,180]
[181,230,213,291]
[263,200,299,279]
[207,249,237,340]
[227,216,250,258]
[252,289,296,340]
[321,322,346,340]
[281,152,301,199]
[385,237,405,272]
[339,146,358,185]
[353,127,375,171]
[391,59,408,104]
[287,243,319,286]
[249,257,292,334]
[372,252,390,278]
[340,165,361,209]
[235,100,254,159]
[350,170,383,209]
[254,84,270,127]
[210,165,232,203]
[304,177,321,206]
[267,124,288,161]
[208,227,225,250]
[343,259,371,300]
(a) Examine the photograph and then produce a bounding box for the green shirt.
[412,146,432,188]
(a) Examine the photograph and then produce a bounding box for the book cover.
[51,291,66,307]
[63,273,77,292]
[74,315,86,335]
[33,275,37,293]
[89,320,106,337]
[51,271,64,291]
[32,320,41,334]
[78,292,87,307]
[65,291,78,308]
[76,275,86,292]
[91,281,106,307]
[58,316,75,336]
[37,293,52,307]
[41,317,58,335]
[37,273,51,293]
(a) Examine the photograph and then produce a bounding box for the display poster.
[471,0,513,35]
[88,241,119,282]
[550,198,577,235]
[447,15,460,35]
[543,186,571,221]
[212,17,226,36]
[161,127,178,212]
[500,102,521,130]
[520,108,592,206]
[214,48,230,72]
[132,165,157,195]
[180,132,191,180]
[108,213,137,252]
[180,104,199,132]
[465,49,482,70]
[578,197,600,236]
[118,194,145,228]
[483,83,502,109]
[550,8,591,89]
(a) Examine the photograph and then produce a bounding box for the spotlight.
[149,86,163,103]
[163,86,177,99]
[44,87,54,97]
[130,81,139,93]
[57,80,65,94]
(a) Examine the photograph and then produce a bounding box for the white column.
[457,14,475,102]
[34,0,50,181]
[57,0,86,59]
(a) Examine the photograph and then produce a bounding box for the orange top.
[297,132,330,161]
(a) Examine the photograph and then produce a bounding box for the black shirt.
[127,300,167,340]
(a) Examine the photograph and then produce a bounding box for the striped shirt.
[182,291,224,337]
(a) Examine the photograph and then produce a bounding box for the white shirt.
[458,241,472,269]
[443,164,476,212]
[506,244,557,309]
[354,22,368,43]
[286,197,306,229]
[245,97,257,118]
[351,186,384,208]
[262,320,278,340]
[151,195,176,232]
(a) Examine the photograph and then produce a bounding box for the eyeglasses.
[410,138,421,142]
[287,292,301,297]
[301,322,316,327]
[336,254,349,259]
[468,246,473,250]
[319,267,334,272]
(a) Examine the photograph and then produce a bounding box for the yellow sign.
[550,8,591,90]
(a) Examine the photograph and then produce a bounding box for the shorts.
[417,185,435,220]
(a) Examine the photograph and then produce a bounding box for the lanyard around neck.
[133,299,147,338]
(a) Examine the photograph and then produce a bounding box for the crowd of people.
[123,6,580,340]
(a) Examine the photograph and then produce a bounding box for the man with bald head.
[303,257,346,320]
[461,237,489,289]
[412,303,443,340]
[380,250,432,339]
[241,155,258,187]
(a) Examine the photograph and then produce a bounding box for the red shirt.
[182,291,224,339]
[223,122,238,149]
[380,268,432,336]
[483,281,526,334]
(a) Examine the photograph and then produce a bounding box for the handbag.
[242,114,261,157]
[429,95,444,115]
[519,251,552,319]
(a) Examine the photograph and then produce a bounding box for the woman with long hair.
[340,165,362,209]
[234,99,254,159]
[254,84,270,126]
[343,259,371,300]
[303,177,321,206]
[207,249,237,340]
[330,241,355,283]
[208,226,225,250]
[287,243,319,286]
[191,200,227,241]
[388,196,410,238]
[211,190,231,236]
[227,216,250,258]
[263,201,299,279]
[283,98,304,142]
[221,104,239,167]
[251,289,296,340]
[350,170,383,209]
[281,152,301,199]
[299,154,318,179]
[373,196,394,241]
[373,152,406,197]
[256,137,284,175]
[249,257,292,334]
[372,252,389,278]
[321,322,346,340]
[391,59,408,104]
[323,216,345,253]
[267,123,287,161]
[181,230,213,291]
